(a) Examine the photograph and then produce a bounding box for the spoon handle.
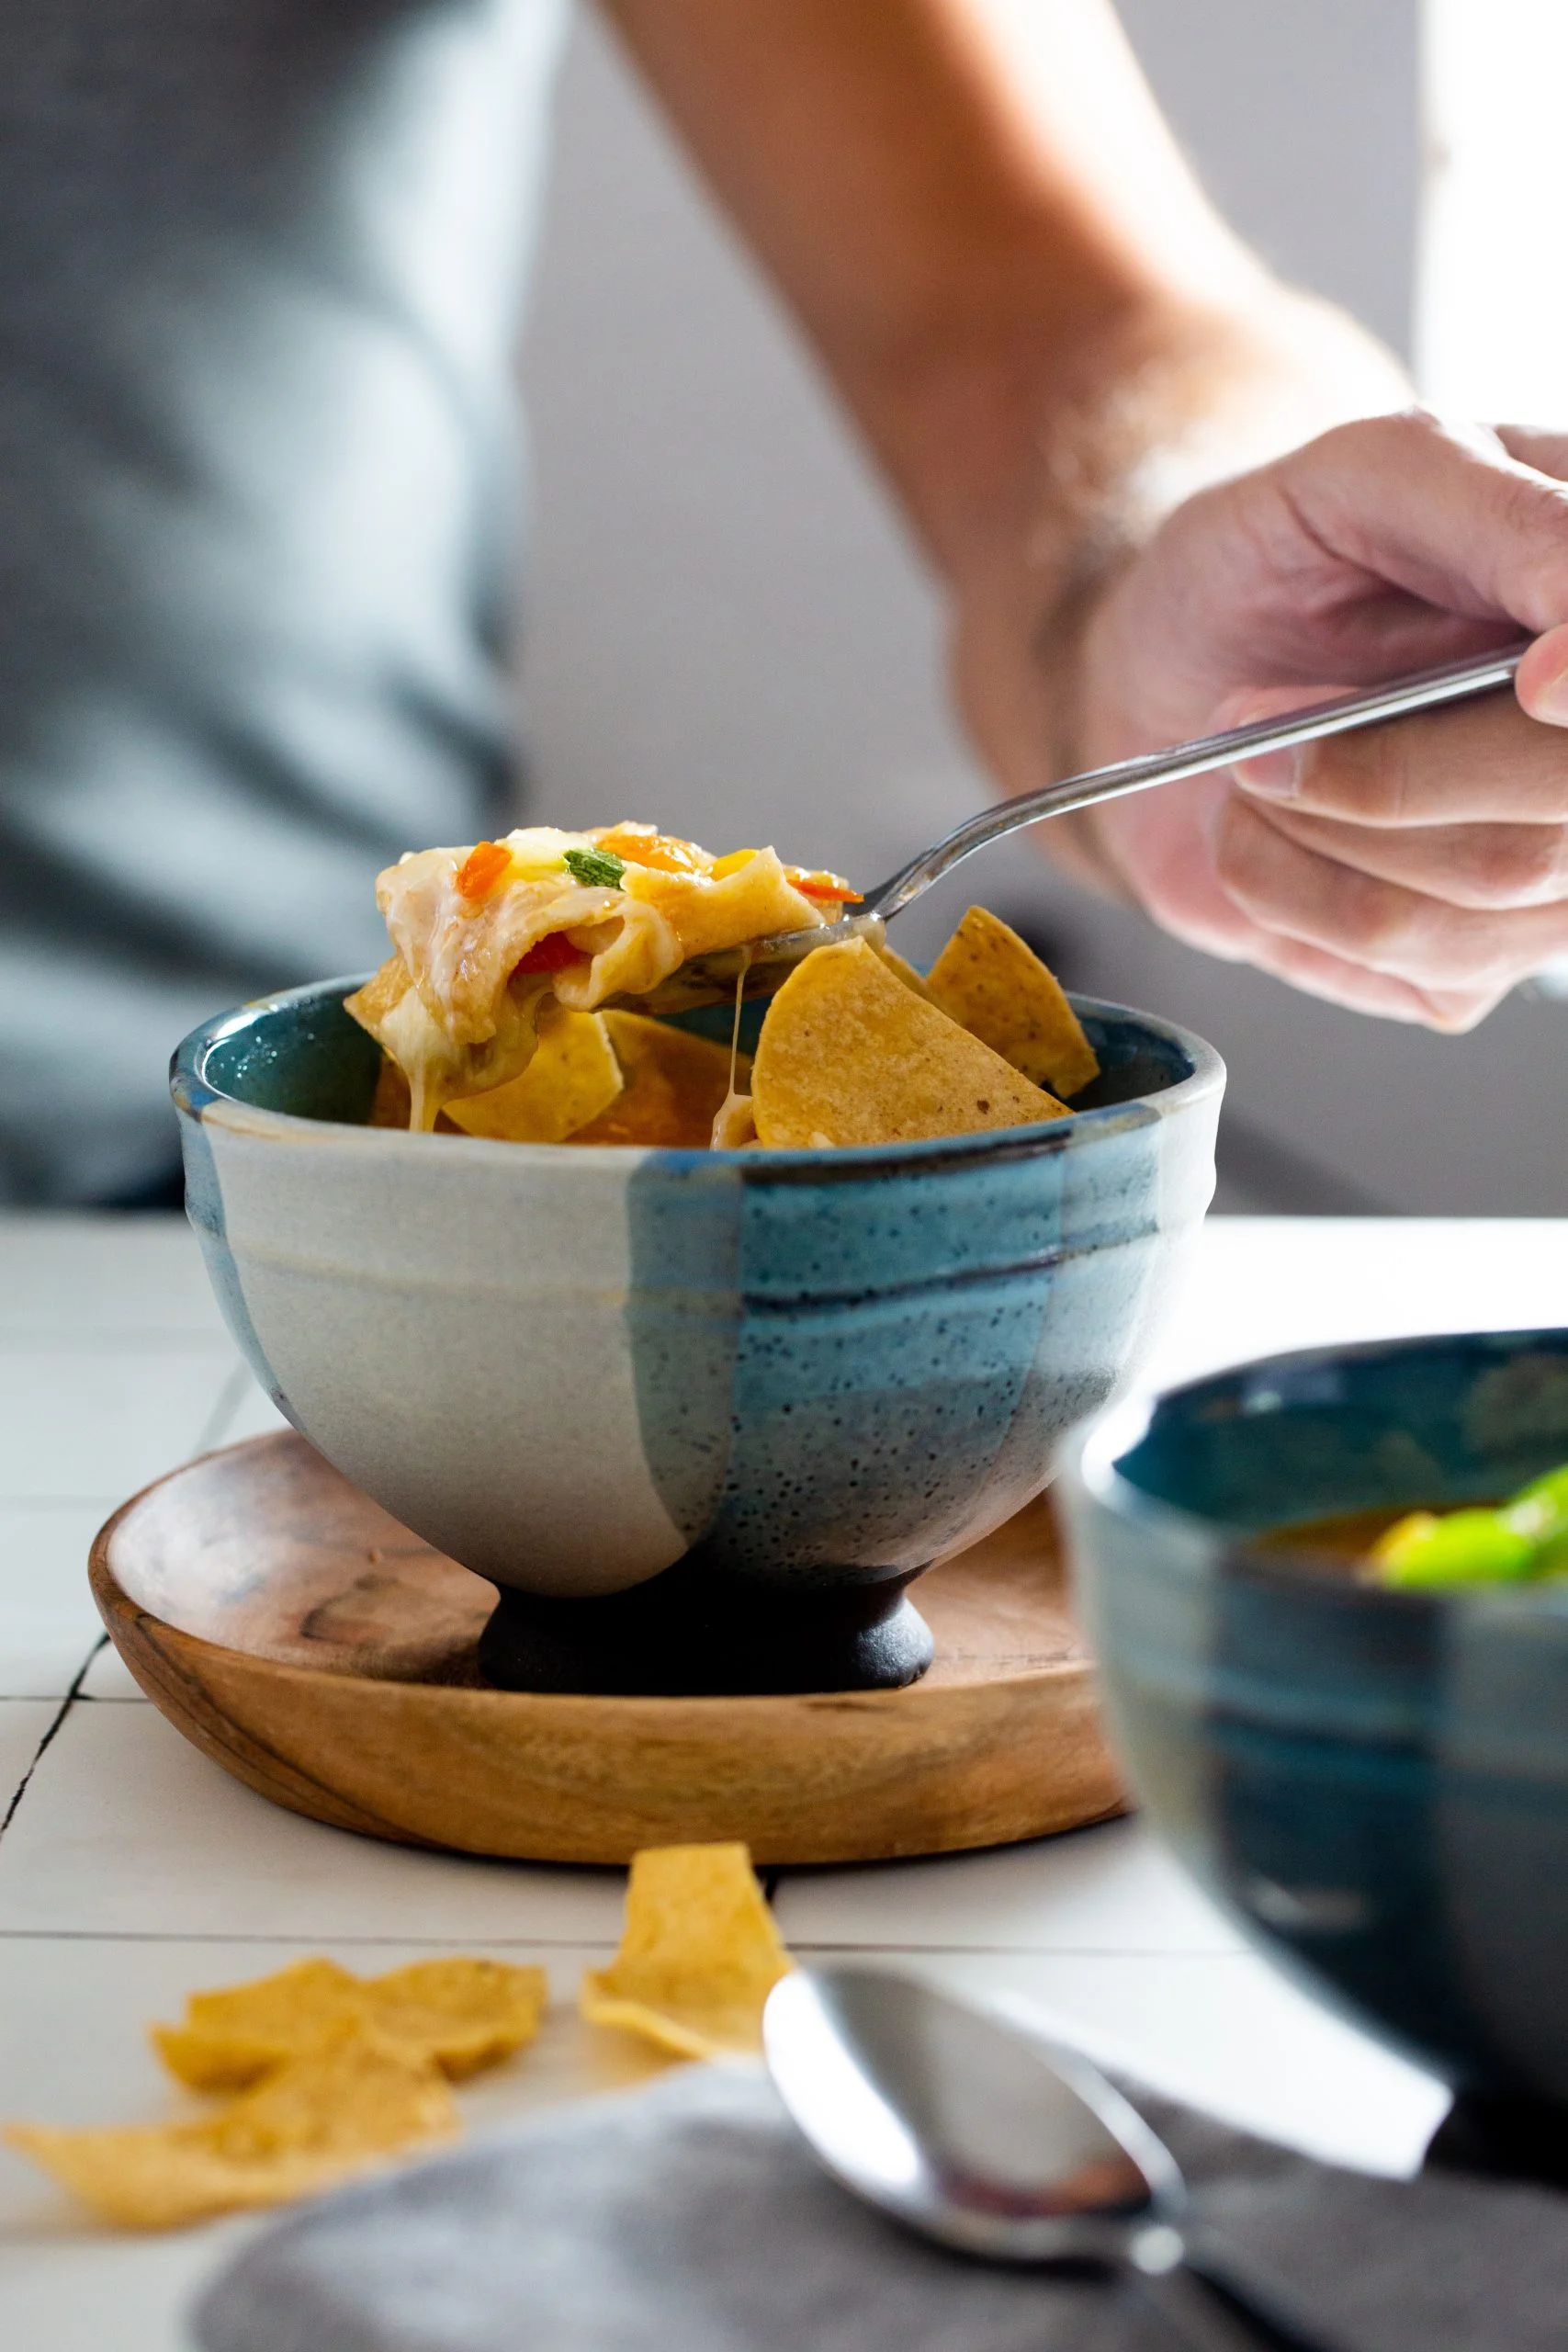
[865,639,1531,922]
[1127,2224,1355,2352]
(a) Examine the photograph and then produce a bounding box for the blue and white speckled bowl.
[173,978,1222,1694]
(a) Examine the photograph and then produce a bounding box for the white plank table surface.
[3,1212,1565,2349]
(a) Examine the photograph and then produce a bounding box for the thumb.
[1514,620,1568,728]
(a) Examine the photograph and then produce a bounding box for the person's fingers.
[1089,777,1508,1029]
[1212,795,1568,992]
[1514,620,1568,728]
[1494,426,1568,484]
[1272,412,1568,636]
[1233,802,1568,911]
[1091,775,1274,964]
[1226,681,1568,826]
[1233,928,1502,1031]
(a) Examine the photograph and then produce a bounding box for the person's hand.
[1047,413,1568,1028]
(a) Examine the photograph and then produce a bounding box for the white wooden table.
[4,1213,1565,2349]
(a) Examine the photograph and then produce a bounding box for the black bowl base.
[477,1562,934,1697]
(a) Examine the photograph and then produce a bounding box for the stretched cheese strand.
[710,956,757,1149]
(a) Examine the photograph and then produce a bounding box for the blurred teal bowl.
[1065,1328,1568,2154]
[172,977,1222,1694]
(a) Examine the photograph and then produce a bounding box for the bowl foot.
[477,1562,934,1696]
[1427,2089,1568,2188]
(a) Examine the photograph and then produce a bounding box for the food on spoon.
[347,804,1092,1152]
[750,936,1067,1147]
[1368,1463,1568,1589]
[345,824,851,1129]
[5,2021,458,2230]
[926,905,1100,1099]
[151,1954,547,2090]
[580,1842,793,2060]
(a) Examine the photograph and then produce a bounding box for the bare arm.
[601,1,1568,1027]
[600,0,1396,582]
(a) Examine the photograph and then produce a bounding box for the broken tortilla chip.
[570,1012,749,1148]
[152,1956,360,2092]
[750,936,1067,1148]
[581,1843,793,2060]
[444,1006,624,1143]
[152,1954,547,2092]
[6,2023,457,2231]
[926,906,1100,1099]
[360,1957,547,2081]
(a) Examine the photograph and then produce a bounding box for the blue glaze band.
[1067,1328,1568,2108]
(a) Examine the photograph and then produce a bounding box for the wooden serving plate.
[89,1433,1124,1866]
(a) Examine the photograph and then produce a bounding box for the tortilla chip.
[925,906,1100,1099]
[444,1008,623,1143]
[152,1958,361,2090]
[152,1954,547,2091]
[580,1843,793,2060]
[570,1012,749,1148]
[361,1958,547,2081]
[873,942,941,1005]
[6,2024,457,2231]
[750,937,1066,1148]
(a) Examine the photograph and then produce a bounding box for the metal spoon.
[629,639,1529,1012]
[762,1965,1351,2352]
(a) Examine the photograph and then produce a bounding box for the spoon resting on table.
[627,639,1529,1014]
[762,1965,1353,2352]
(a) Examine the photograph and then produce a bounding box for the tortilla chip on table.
[581,1843,794,2060]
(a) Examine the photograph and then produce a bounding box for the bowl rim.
[1069,1325,1568,1612]
[172,972,1225,1179]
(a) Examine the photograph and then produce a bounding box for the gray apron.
[0,0,568,1199]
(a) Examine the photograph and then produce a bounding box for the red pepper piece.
[514,932,590,975]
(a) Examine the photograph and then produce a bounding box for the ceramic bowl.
[173,977,1222,1696]
[1065,1328,1568,2163]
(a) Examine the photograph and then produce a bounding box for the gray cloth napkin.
[193,2061,1568,2352]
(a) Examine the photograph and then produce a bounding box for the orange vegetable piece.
[785,865,863,904]
[456,842,513,901]
[592,826,711,877]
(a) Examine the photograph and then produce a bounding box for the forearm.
[604,0,1407,851]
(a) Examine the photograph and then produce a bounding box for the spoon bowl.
[762,1966,1177,2267]
[763,1965,1344,2351]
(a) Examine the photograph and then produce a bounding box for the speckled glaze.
[1065,1329,1568,2122]
[174,978,1220,1687]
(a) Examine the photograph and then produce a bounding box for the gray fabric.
[193,2060,1568,2352]
[0,0,568,1201]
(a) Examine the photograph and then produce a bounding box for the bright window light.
[1418,0,1568,419]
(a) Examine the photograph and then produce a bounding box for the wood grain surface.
[89,1433,1124,1866]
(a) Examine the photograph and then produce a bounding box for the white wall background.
[519,1,1568,1214]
